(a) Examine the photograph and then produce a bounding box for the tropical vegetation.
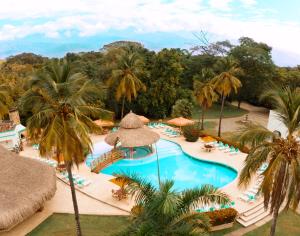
[19,60,109,236]
[237,85,300,236]
[115,173,230,236]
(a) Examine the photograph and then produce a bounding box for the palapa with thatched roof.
[0,146,56,232]
[105,112,159,148]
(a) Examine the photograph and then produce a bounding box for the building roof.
[0,146,56,232]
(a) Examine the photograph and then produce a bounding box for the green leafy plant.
[183,124,200,142]
[171,99,193,118]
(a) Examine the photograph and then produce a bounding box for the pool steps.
[236,201,270,227]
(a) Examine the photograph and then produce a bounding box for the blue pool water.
[92,139,237,191]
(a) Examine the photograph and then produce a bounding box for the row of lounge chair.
[35,157,57,168]
[162,128,180,138]
[205,141,241,155]
[196,201,236,212]
[148,122,166,129]
[60,172,91,188]
[238,163,268,203]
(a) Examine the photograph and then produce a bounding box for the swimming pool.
[90,139,237,191]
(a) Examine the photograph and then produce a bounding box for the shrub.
[205,208,238,226]
[171,99,193,118]
[183,124,200,142]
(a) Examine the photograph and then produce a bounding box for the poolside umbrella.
[0,145,56,231]
[93,119,114,127]
[167,117,195,127]
[137,115,150,124]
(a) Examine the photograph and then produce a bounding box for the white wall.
[267,110,288,138]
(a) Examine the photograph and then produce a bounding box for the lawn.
[245,210,300,236]
[192,103,248,119]
[28,214,130,236]
[209,222,243,236]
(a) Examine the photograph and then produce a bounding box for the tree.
[171,99,193,118]
[116,173,230,236]
[193,80,217,130]
[212,57,242,137]
[237,86,300,236]
[106,47,146,118]
[20,60,110,236]
[230,37,275,106]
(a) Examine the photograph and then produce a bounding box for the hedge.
[205,208,238,226]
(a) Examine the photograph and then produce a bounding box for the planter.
[210,222,234,232]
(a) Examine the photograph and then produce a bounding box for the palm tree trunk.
[154,143,161,188]
[121,96,125,118]
[237,100,241,109]
[218,93,225,137]
[66,162,82,236]
[270,204,280,236]
[201,107,205,130]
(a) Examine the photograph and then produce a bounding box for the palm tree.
[237,86,300,236]
[115,173,230,236]
[194,80,218,130]
[212,57,242,137]
[106,47,146,118]
[20,60,110,236]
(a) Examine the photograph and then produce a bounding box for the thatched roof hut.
[0,146,56,232]
[105,112,159,148]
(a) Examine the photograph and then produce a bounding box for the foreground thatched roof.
[0,146,56,232]
[105,112,160,147]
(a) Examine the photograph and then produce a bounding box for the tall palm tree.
[20,60,110,236]
[212,57,242,137]
[194,80,218,130]
[115,173,230,236]
[106,47,146,118]
[237,86,300,236]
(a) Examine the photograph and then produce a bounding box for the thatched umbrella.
[93,119,114,127]
[105,112,159,148]
[0,146,56,232]
[137,115,150,124]
[105,112,161,185]
[167,117,195,127]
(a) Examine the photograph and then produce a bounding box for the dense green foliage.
[171,99,193,118]
[0,37,297,121]
[183,124,200,142]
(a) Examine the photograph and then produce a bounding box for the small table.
[204,144,214,152]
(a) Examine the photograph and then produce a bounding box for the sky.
[0,0,299,66]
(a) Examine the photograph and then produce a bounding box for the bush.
[205,208,238,226]
[183,124,200,142]
[171,99,193,118]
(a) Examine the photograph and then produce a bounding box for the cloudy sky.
[0,0,299,66]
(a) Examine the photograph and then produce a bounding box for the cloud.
[0,0,299,64]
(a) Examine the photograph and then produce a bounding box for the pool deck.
[5,130,261,236]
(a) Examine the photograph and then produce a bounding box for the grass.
[209,222,243,236]
[245,210,300,236]
[28,213,130,236]
[192,103,248,120]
